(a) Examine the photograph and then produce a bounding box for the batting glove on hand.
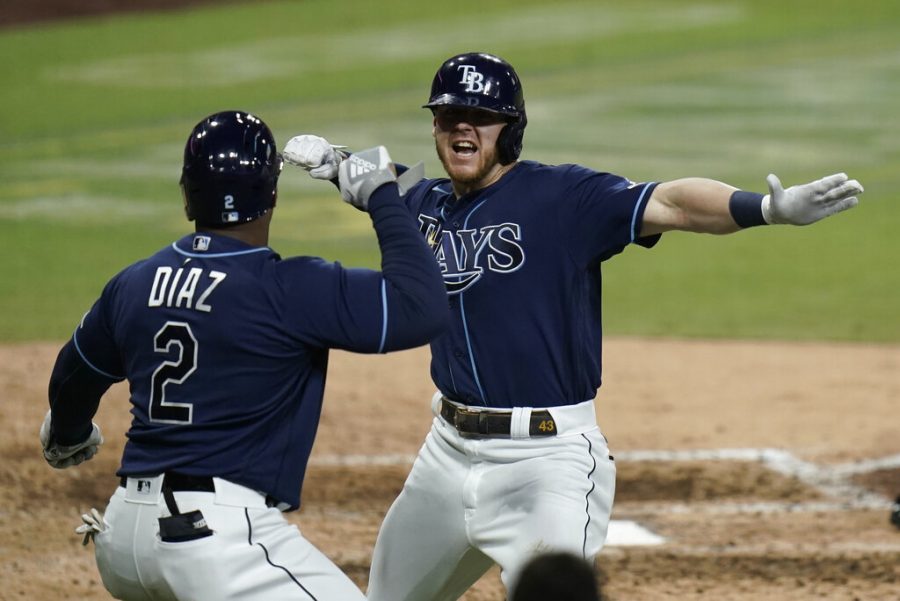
[338,146,397,211]
[75,507,107,546]
[761,172,863,225]
[39,409,104,469]
[282,134,346,180]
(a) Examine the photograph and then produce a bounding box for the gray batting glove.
[39,409,104,469]
[338,146,398,211]
[75,507,107,546]
[761,173,863,225]
[282,134,346,180]
[396,162,426,197]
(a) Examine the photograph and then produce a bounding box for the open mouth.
[452,140,477,156]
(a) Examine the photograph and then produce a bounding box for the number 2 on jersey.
[149,321,197,424]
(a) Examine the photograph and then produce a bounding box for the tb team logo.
[419,214,525,294]
[457,64,485,93]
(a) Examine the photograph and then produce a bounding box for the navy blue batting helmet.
[424,52,527,165]
[180,110,283,227]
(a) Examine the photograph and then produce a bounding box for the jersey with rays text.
[403,160,660,409]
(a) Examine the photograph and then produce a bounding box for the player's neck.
[197,216,270,247]
[452,161,517,198]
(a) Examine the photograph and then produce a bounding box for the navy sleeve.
[368,182,449,351]
[557,165,659,265]
[47,338,117,445]
[280,183,448,352]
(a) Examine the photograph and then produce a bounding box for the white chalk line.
[309,447,900,512]
[306,449,900,548]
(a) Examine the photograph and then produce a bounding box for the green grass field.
[1,0,897,342]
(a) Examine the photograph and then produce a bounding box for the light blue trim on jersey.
[72,329,125,381]
[172,243,272,259]
[377,279,388,353]
[447,360,458,396]
[629,183,656,242]
[459,197,490,404]
[435,184,452,221]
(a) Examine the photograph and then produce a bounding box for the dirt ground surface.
[2,2,900,600]
[2,339,899,601]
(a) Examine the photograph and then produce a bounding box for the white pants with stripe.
[366,394,616,601]
[92,475,364,601]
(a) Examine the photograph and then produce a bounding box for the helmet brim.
[423,94,521,118]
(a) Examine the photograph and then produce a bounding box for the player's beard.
[435,139,502,191]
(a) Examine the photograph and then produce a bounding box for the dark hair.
[510,552,601,601]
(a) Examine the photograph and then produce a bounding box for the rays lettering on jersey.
[419,215,525,294]
[148,266,227,312]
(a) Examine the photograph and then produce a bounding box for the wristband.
[728,190,767,228]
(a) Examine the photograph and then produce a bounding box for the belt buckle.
[452,405,480,437]
[453,406,464,430]
[455,407,476,434]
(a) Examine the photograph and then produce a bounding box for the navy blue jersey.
[60,187,447,509]
[404,160,660,409]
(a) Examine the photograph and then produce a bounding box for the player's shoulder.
[276,254,331,270]
[275,255,346,282]
[111,241,176,279]
[528,160,643,195]
[404,176,454,210]
[412,176,453,197]
[521,160,602,177]
[507,160,601,184]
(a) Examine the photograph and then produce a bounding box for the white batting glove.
[338,146,398,211]
[282,134,345,180]
[761,173,863,225]
[39,409,104,469]
[75,507,107,546]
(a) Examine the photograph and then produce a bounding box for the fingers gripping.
[338,146,397,211]
[282,135,344,180]
[40,409,104,469]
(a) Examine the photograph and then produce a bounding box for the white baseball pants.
[366,395,616,601]
[92,475,364,601]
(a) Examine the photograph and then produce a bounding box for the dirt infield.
[2,3,899,598]
[2,339,898,600]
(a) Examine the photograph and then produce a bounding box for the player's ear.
[432,117,438,139]
[180,181,193,221]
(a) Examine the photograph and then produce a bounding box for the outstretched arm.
[641,173,863,237]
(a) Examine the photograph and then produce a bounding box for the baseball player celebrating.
[40,110,448,601]
[283,52,863,600]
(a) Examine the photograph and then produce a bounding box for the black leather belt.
[119,472,214,492]
[439,397,557,437]
[118,473,285,510]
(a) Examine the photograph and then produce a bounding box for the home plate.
[606,520,665,546]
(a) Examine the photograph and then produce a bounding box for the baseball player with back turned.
[282,52,864,600]
[39,110,448,600]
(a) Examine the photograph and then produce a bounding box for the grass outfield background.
[0,0,897,342]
